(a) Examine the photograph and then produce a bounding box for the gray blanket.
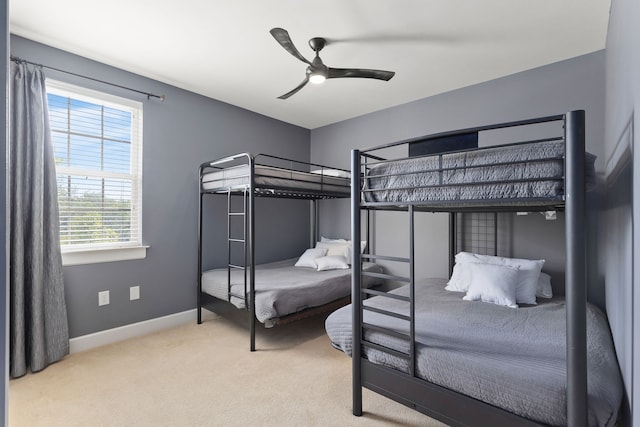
[363,140,597,204]
[325,278,622,426]
[202,258,382,326]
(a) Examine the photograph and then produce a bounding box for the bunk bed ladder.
[352,150,417,415]
[226,187,249,305]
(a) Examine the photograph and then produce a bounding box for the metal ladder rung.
[362,288,410,302]
[361,340,410,360]
[363,322,410,341]
[362,253,410,263]
[228,212,245,216]
[228,264,245,270]
[229,238,245,243]
[363,305,410,321]
[363,271,410,282]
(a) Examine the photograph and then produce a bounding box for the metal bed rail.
[361,113,565,153]
[360,136,570,212]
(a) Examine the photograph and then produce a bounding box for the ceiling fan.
[270,27,395,99]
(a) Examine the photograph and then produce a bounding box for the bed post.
[351,149,363,416]
[197,168,204,324]
[249,156,256,352]
[565,110,587,427]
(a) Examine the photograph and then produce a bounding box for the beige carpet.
[9,307,447,427]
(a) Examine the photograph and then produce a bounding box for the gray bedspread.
[202,258,382,326]
[325,278,622,426]
[363,140,597,205]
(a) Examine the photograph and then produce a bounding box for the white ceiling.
[10,0,611,129]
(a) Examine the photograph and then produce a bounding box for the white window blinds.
[46,80,143,251]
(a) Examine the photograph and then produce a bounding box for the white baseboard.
[69,309,197,354]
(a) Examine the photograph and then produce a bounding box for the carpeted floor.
[9,307,446,426]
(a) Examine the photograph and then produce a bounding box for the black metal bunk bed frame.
[350,110,587,426]
[197,153,350,351]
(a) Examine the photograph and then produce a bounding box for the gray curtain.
[9,60,69,378]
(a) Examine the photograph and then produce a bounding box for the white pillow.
[320,237,367,259]
[316,255,350,271]
[445,263,468,292]
[463,263,519,308]
[446,252,485,292]
[294,248,327,268]
[452,252,544,305]
[536,272,553,299]
[315,241,350,258]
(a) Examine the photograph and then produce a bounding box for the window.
[46,80,145,265]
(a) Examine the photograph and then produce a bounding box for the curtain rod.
[10,55,165,102]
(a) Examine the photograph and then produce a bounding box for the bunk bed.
[325,111,623,426]
[198,153,381,351]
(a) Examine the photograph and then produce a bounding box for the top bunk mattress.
[202,164,350,196]
[362,139,596,208]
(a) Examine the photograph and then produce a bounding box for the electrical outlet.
[129,285,140,301]
[98,290,110,306]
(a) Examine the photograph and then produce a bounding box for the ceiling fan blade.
[277,76,310,100]
[270,27,311,65]
[328,68,395,81]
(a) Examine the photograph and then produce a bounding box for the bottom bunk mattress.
[325,278,622,427]
[202,258,382,326]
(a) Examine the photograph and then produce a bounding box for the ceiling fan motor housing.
[308,37,326,52]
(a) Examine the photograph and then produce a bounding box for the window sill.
[62,246,149,266]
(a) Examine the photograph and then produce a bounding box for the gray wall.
[604,0,640,425]
[311,51,607,307]
[10,35,311,338]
